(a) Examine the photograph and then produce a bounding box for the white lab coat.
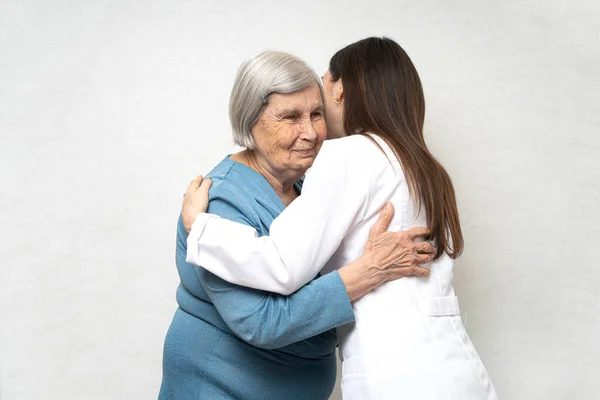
[187,134,499,399]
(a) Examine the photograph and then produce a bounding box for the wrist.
[358,252,387,282]
[183,211,199,233]
[338,254,385,302]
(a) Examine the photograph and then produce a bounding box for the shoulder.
[208,185,259,229]
[203,158,260,228]
[313,135,390,174]
[320,134,389,161]
[320,134,362,152]
[204,157,248,200]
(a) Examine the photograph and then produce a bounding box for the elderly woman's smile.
[252,84,326,174]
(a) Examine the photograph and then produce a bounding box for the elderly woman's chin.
[290,145,321,170]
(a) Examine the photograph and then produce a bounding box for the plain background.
[1,1,599,399]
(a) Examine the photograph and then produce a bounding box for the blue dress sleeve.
[191,194,355,350]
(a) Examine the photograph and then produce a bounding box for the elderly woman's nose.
[299,117,318,140]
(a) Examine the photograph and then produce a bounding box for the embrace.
[159,37,499,400]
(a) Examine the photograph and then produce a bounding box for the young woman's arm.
[185,139,433,296]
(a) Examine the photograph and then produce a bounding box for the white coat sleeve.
[186,140,373,295]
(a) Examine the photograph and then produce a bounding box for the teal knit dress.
[159,156,355,399]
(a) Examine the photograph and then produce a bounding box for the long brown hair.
[329,37,463,259]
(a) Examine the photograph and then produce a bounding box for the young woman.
[183,37,498,399]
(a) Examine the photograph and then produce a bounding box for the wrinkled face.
[321,69,345,139]
[251,84,327,174]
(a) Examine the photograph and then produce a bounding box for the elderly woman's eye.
[311,112,323,119]
[284,115,298,121]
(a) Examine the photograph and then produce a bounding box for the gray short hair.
[229,51,323,149]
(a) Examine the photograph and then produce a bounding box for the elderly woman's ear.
[182,175,212,233]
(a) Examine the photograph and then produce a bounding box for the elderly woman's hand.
[338,202,435,302]
[182,175,212,233]
[363,202,434,280]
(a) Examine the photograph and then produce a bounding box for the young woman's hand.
[182,175,212,233]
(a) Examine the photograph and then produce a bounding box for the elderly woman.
[182,38,499,399]
[158,51,434,399]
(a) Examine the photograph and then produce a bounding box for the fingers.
[407,226,430,240]
[399,264,430,278]
[199,177,212,189]
[198,178,212,198]
[185,175,204,197]
[369,202,395,234]
[412,266,430,277]
[414,242,435,255]
[387,264,430,282]
[415,253,434,265]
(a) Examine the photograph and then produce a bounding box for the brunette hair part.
[329,37,463,259]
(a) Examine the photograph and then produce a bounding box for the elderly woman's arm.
[179,202,355,349]
[185,138,432,297]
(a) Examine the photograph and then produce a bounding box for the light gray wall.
[1,1,598,399]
